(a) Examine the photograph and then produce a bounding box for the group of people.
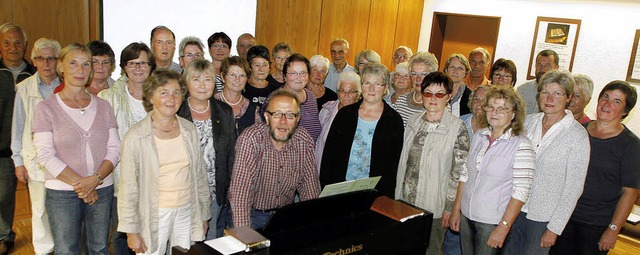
[0,21,638,255]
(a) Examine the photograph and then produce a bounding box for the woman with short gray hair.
[568,74,594,124]
[307,55,337,111]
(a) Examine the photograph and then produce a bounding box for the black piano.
[174,190,433,255]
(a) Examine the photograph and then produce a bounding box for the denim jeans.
[47,185,113,255]
[443,228,462,255]
[216,204,233,237]
[460,215,500,255]
[551,219,608,255]
[250,209,274,231]
[0,158,16,242]
[504,212,550,255]
[111,197,134,255]
[205,199,221,240]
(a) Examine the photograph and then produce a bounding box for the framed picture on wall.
[526,17,581,80]
[626,30,640,83]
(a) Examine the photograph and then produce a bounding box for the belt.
[253,208,278,213]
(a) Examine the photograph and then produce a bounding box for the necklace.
[412,91,423,105]
[221,90,243,106]
[187,97,210,114]
[64,91,87,115]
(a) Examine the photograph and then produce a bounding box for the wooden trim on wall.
[89,0,102,41]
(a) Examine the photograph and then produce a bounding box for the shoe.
[0,240,13,255]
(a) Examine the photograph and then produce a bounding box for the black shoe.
[0,240,13,255]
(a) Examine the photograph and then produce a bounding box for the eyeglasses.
[338,89,358,94]
[92,59,111,66]
[394,54,409,60]
[226,73,247,79]
[266,111,300,120]
[126,61,151,68]
[183,53,203,59]
[539,90,566,98]
[483,105,513,114]
[34,56,57,62]
[362,81,385,88]
[423,92,448,98]
[275,56,290,62]
[211,44,229,50]
[395,74,410,79]
[492,73,512,80]
[286,71,308,77]
[358,61,368,66]
[410,72,430,78]
[447,66,465,72]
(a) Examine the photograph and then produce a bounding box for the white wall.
[419,0,640,134]
[103,0,257,78]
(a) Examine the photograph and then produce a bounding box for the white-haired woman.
[568,74,595,124]
[315,72,361,170]
[354,49,382,75]
[307,55,337,111]
[395,52,439,126]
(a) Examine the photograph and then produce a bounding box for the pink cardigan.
[32,94,120,190]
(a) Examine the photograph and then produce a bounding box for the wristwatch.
[500,220,509,227]
[609,224,618,231]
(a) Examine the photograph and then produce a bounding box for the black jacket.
[319,100,404,198]
[177,98,237,205]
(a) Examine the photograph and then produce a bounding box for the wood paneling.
[12,0,91,59]
[0,0,12,24]
[256,0,423,72]
[318,0,371,66]
[393,0,424,69]
[256,0,323,58]
[366,0,398,69]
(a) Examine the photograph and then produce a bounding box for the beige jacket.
[117,114,211,253]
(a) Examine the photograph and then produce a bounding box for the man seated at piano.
[229,89,321,230]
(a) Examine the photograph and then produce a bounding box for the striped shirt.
[228,123,320,227]
[394,92,423,126]
[298,89,322,142]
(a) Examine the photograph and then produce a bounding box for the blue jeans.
[217,204,233,237]
[443,228,462,255]
[0,158,16,242]
[111,197,133,254]
[47,186,113,255]
[205,199,221,240]
[460,215,500,255]
[250,209,274,231]
[504,212,550,255]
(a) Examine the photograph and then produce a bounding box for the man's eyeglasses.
[266,111,300,120]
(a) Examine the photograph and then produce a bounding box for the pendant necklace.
[64,91,87,115]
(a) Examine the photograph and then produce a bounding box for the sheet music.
[319,176,381,197]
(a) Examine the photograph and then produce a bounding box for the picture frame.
[626,29,640,83]
[526,17,581,80]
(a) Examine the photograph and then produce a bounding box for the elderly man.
[0,22,36,255]
[11,38,61,255]
[229,89,320,230]
[463,47,491,91]
[150,26,181,73]
[517,49,560,114]
[236,33,255,60]
[178,36,205,70]
[323,38,356,92]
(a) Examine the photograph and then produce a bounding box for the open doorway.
[429,12,501,76]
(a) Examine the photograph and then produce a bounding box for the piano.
[173,190,433,255]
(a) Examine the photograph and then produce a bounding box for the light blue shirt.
[346,117,378,181]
